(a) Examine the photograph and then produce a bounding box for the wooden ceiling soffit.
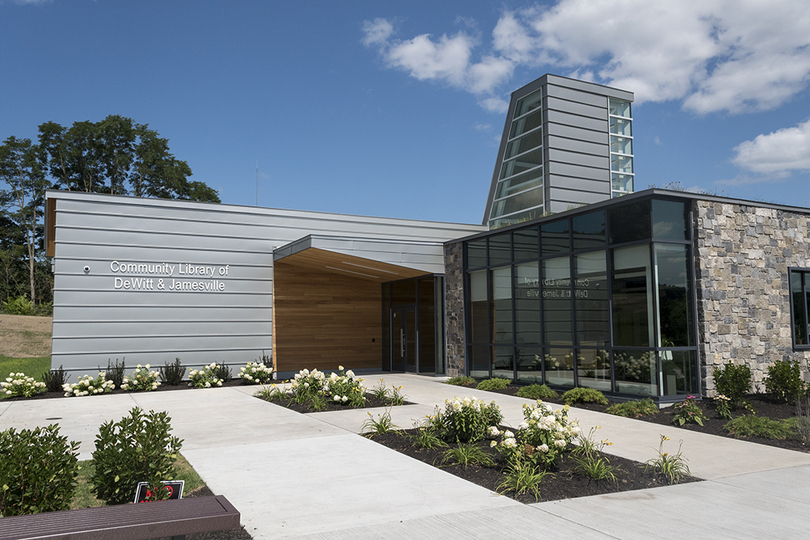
[274,247,430,282]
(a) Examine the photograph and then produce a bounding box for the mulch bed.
[369,427,699,504]
[257,394,411,413]
[5,378,255,401]
[471,384,810,453]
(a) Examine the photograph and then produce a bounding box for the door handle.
[400,328,404,357]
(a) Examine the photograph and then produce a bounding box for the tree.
[0,136,48,304]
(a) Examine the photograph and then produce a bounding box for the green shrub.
[159,358,186,386]
[90,407,183,505]
[188,363,223,388]
[121,364,160,392]
[713,362,751,407]
[441,396,503,443]
[606,398,659,417]
[214,362,232,383]
[517,384,558,400]
[724,415,797,440]
[446,376,476,386]
[41,365,70,392]
[102,358,126,389]
[764,360,806,404]
[1,295,32,315]
[561,387,608,406]
[476,378,510,391]
[0,425,80,516]
[1,372,46,398]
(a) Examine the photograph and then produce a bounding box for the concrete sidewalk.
[2,374,809,539]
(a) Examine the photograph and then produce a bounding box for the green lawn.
[0,356,51,399]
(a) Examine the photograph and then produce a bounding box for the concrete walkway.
[2,374,809,539]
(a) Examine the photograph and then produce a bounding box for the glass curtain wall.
[464,195,698,400]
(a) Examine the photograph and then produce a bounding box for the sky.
[2,0,810,225]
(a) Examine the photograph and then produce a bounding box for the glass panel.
[609,200,650,244]
[611,173,634,194]
[575,252,609,346]
[516,346,543,384]
[572,210,605,251]
[500,148,543,179]
[467,239,487,269]
[434,277,445,375]
[514,89,542,117]
[469,271,488,343]
[469,344,490,378]
[609,98,631,118]
[504,130,543,160]
[490,208,545,229]
[544,347,574,387]
[490,187,544,220]
[610,135,632,155]
[515,262,541,343]
[495,167,543,199]
[491,267,513,343]
[391,279,415,305]
[383,284,390,370]
[488,233,512,266]
[614,349,656,396]
[612,245,653,347]
[609,116,632,136]
[541,219,569,256]
[418,277,436,373]
[493,346,515,380]
[406,309,416,370]
[652,200,688,241]
[792,271,807,345]
[578,349,611,392]
[510,110,542,138]
[655,244,693,347]
[543,256,572,345]
[661,350,697,396]
[611,154,634,173]
[513,227,539,261]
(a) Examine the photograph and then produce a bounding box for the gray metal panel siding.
[49,192,483,376]
[546,136,609,157]
[546,123,609,144]
[547,175,610,194]
[547,110,608,132]
[548,148,610,169]
[544,74,634,101]
[549,187,611,204]
[545,84,608,108]
[547,162,610,181]
[546,97,607,120]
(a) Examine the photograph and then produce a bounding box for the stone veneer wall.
[694,200,810,395]
[444,241,465,377]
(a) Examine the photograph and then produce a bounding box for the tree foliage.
[0,115,220,307]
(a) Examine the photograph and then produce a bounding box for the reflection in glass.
[543,257,572,345]
[513,227,539,261]
[514,89,542,117]
[493,346,515,380]
[578,349,610,391]
[501,148,543,179]
[418,277,436,373]
[614,349,656,395]
[541,219,569,256]
[391,279,415,305]
[469,271,488,344]
[510,110,542,138]
[504,130,543,160]
[792,271,807,345]
[576,252,609,346]
[490,188,544,220]
[491,268,513,343]
[515,262,541,343]
[612,245,653,347]
[609,98,631,118]
[655,244,693,347]
[661,350,697,396]
[609,200,650,244]
[467,239,487,269]
[572,211,605,251]
[609,116,632,136]
[470,345,490,378]
[652,200,687,241]
[544,347,574,387]
[495,167,543,199]
[517,346,543,384]
[488,233,511,266]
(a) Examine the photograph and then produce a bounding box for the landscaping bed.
[470,383,809,453]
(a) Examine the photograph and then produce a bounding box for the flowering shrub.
[287,368,327,401]
[672,395,707,426]
[1,373,46,398]
[121,364,160,392]
[63,372,115,397]
[325,367,365,407]
[491,400,579,468]
[441,396,503,443]
[240,361,274,384]
[188,363,223,389]
[713,394,732,420]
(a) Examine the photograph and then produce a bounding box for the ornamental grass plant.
[645,435,690,484]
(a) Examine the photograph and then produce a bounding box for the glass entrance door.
[391,307,416,372]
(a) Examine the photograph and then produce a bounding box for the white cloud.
[479,96,509,113]
[363,1,810,114]
[732,119,810,174]
[361,18,394,47]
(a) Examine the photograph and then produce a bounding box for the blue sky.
[3,0,810,224]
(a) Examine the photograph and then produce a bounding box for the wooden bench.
[0,495,240,540]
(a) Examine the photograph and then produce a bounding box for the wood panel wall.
[273,261,383,373]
